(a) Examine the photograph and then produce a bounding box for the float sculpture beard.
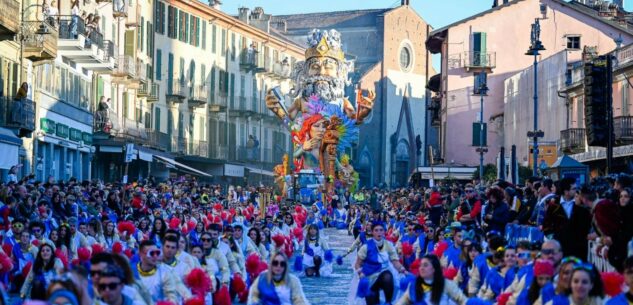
[301,76,346,102]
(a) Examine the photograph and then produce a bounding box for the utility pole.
[526,18,545,176]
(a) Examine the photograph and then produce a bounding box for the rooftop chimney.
[401,0,410,5]
[210,0,222,10]
[238,7,250,24]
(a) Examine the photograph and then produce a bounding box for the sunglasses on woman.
[272,260,287,267]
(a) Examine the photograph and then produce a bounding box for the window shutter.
[210,67,215,95]
[124,30,135,56]
[180,57,185,82]
[155,107,161,131]
[201,20,206,49]
[168,53,174,93]
[212,25,216,53]
[167,6,173,37]
[201,64,206,85]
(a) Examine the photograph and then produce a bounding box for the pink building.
[426,0,633,166]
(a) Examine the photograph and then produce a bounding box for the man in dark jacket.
[543,177,591,261]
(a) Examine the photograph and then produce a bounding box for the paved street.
[301,228,354,305]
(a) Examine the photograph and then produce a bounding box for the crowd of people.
[1,172,633,305]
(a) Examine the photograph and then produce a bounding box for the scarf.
[257,272,282,305]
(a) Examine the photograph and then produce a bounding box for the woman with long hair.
[556,257,580,296]
[86,218,105,247]
[103,220,119,249]
[150,218,166,247]
[292,114,326,171]
[248,227,269,259]
[454,242,482,294]
[546,263,604,305]
[395,254,467,305]
[353,222,407,305]
[20,243,64,300]
[57,224,72,257]
[301,223,331,277]
[247,252,308,305]
[477,246,518,300]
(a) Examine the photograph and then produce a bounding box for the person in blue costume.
[302,224,331,277]
[455,242,481,294]
[247,251,309,305]
[401,223,418,245]
[544,263,604,305]
[505,240,564,301]
[414,225,435,258]
[514,259,555,305]
[477,246,518,301]
[468,235,507,296]
[440,223,464,269]
[395,254,468,305]
[606,256,633,305]
[354,222,408,305]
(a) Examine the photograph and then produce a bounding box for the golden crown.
[305,29,345,61]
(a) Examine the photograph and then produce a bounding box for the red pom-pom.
[185,268,212,297]
[123,249,133,259]
[417,215,426,226]
[257,261,268,275]
[184,297,205,305]
[212,216,221,224]
[77,247,91,262]
[294,206,303,214]
[497,292,513,305]
[245,254,261,275]
[112,242,123,254]
[187,220,197,232]
[55,248,69,269]
[31,240,40,247]
[213,203,223,211]
[432,241,449,258]
[117,221,136,236]
[401,242,413,257]
[169,218,181,230]
[292,227,304,242]
[221,211,229,221]
[238,290,249,303]
[213,285,231,305]
[283,242,293,258]
[386,233,398,243]
[0,251,13,273]
[1,244,12,256]
[443,267,458,280]
[156,301,176,305]
[91,244,104,255]
[272,234,286,247]
[232,273,247,293]
[601,272,624,297]
[22,261,32,277]
[409,259,421,276]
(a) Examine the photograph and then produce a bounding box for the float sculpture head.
[291,29,354,101]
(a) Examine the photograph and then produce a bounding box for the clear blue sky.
[222,0,633,30]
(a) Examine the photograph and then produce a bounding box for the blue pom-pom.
[293,256,304,272]
[335,255,344,265]
[306,248,314,256]
[399,274,415,291]
[320,209,327,215]
[466,298,493,305]
[357,277,371,298]
[336,222,347,230]
[324,250,334,262]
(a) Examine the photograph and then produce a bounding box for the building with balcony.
[426,0,633,168]
[555,42,633,175]
[275,1,432,187]
[145,1,302,185]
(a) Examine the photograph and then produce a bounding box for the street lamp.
[476,82,489,186]
[525,18,546,176]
